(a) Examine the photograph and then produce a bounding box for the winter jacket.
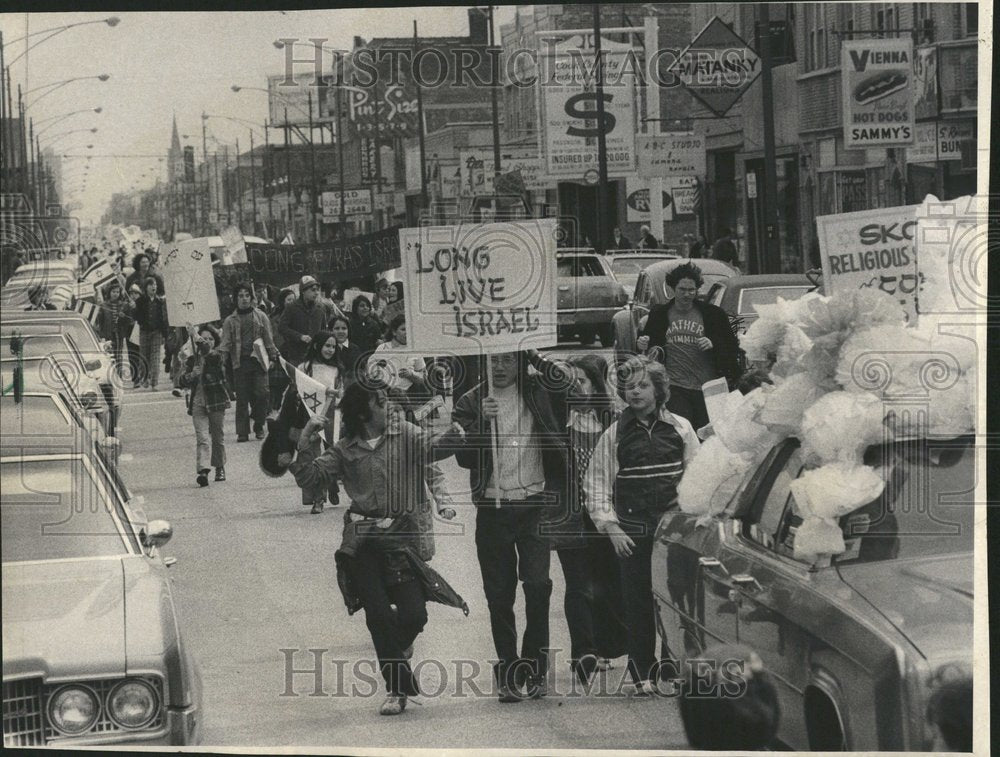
[179,350,234,415]
[640,299,743,388]
[134,294,169,335]
[277,298,327,363]
[219,306,277,370]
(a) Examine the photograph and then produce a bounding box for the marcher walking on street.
[584,356,699,695]
[134,277,169,390]
[452,350,570,702]
[219,282,277,442]
[637,262,742,430]
[179,324,233,487]
[280,382,467,716]
[368,315,431,419]
[269,288,296,406]
[96,281,135,382]
[277,275,328,364]
[349,294,384,359]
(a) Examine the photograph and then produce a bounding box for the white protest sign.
[220,226,247,264]
[400,220,558,355]
[816,204,920,322]
[159,238,221,327]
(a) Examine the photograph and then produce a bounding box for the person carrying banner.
[277,275,328,364]
[583,355,699,694]
[278,382,468,716]
[219,282,277,442]
[278,329,345,513]
[179,324,234,487]
[134,277,170,390]
[451,350,570,702]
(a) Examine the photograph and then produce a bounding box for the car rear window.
[0,396,72,436]
[737,286,813,314]
[557,256,606,277]
[0,333,69,359]
[1,459,129,562]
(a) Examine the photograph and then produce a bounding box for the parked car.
[1,313,122,428]
[652,434,974,750]
[1,441,202,746]
[705,274,818,334]
[612,257,738,367]
[605,250,681,301]
[1,354,110,434]
[556,250,629,346]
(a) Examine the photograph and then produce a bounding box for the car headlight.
[107,679,158,729]
[47,685,99,735]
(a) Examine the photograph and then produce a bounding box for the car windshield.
[0,333,77,363]
[557,256,606,277]
[0,396,73,436]
[737,286,813,314]
[609,256,674,275]
[1,458,129,562]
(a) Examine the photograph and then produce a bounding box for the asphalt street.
[118,346,688,750]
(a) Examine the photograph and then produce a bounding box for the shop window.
[914,3,935,43]
[962,3,978,36]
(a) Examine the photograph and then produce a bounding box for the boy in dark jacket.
[451,350,571,702]
[277,275,327,363]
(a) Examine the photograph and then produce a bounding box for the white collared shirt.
[485,383,545,500]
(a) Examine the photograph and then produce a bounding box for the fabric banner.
[244,226,402,287]
[816,204,920,322]
[159,238,221,327]
[399,220,558,355]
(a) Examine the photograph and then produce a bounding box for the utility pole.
[307,90,319,242]
[235,137,245,229]
[336,81,346,234]
[592,5,609,255]
[264,122,274,238]
[283,106,292,240]
[202,112,209,233]
[249,130,258,236]
[488,4,502,218]
[371,68,384,231]
[758,3,781,274]
[223,145,232,224]
[414,20,428,217]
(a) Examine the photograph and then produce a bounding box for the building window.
[873,3,899,38]
[963,3,978,36]
[804,4,828,72]
[914,3,934,43]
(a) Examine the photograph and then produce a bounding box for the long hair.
[304,329,337,367]
[338,382,377,440]
[566,354,618,428]
[383,314,406,343]
[274,288,295,316]
[619,355,670,409]
[351,294,372,318]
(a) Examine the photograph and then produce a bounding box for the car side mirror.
[141,519,173,552]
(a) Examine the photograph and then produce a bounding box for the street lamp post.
[34,106,102,136]
[249,130,258,236]
[24,74,111,109]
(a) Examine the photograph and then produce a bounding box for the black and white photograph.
[0,1,991,753]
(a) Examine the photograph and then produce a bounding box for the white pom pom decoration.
[678,436,757,518]
[800,392,886,465]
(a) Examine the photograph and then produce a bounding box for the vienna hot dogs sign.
[842,37,915,149]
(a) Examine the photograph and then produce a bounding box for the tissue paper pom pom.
[793,518,845,562]
[714,388,782,455]
[755,373,828,434]
[796,289,905,340]
[678,436,756,517]
[800,392,887,464]
[740,314,786,362]
[836,325,931,395]
[789,463,884,520]
[771,324,813,376]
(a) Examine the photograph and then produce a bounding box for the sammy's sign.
[841,37,915,149]
[816,205,921,322]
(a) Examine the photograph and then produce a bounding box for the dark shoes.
[171,388,182,398]
[497,682,523,704]
[237,435,249,443]
[215,467,226,482]
[196,469,210,487]
[310,502,324,514]
[254,430,265,440]
[328,490,340,506]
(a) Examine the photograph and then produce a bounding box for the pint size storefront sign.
[841,37,915,149]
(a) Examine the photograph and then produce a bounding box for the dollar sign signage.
[541,34,637,179]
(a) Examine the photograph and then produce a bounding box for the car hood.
[2,558,126,680]
[837,553,973,663]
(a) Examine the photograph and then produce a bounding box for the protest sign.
[841,37,915,149]
[159,238,221,327]
[400,220,558,355]
[244,226,401,287]
[220,226,247,264]
[816,204,920,322]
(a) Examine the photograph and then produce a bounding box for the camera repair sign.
[842,37,914,149]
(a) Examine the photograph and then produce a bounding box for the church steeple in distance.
[168,113,183,183]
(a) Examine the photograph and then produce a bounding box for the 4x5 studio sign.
[666,16,762,117]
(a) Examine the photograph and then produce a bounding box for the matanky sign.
[400,220,558,355]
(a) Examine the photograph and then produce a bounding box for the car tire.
[597,325,614,348]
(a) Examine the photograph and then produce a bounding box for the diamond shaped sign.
[666,16,762,117]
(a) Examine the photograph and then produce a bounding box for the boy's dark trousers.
[475,498,552,688]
